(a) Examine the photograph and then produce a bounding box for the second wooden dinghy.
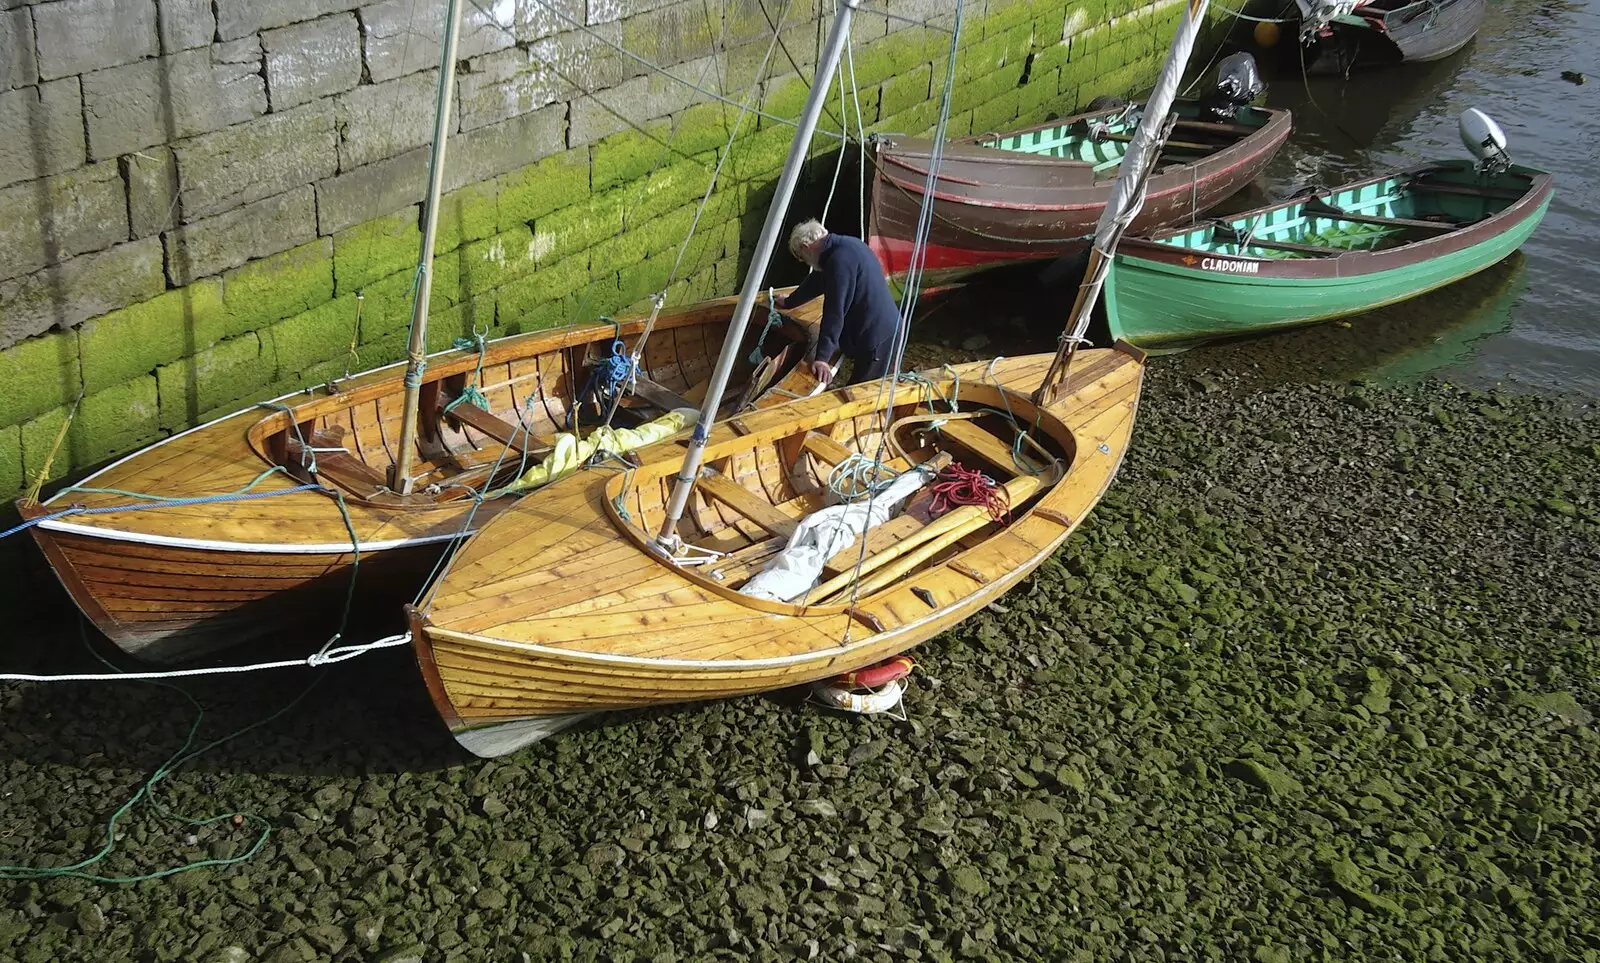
[1099,158,1554,349]
[408,346,1144,756]
[865,99,1291,285]
[19,295,820,663]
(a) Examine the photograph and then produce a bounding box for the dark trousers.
[845,341,894,385]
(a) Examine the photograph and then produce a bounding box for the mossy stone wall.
[0,0,1230,503]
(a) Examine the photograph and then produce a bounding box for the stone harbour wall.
[0,0,1227,504]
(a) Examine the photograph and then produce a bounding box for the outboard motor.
[1199,52,1266,121]
[1459,108,1512,175]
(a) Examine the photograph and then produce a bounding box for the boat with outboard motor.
[1094,109,1553,350]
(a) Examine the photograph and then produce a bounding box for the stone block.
[0,424,20,500]
[436,178,500,254]
[351,268,421,344]
[77,281,229,392]
[585,0,674,27]
[125,147,181,237]
[498,147,589,230]
[492,251,587,328]
[617,156,717,229]
[0,328,80,428]
[315,147,429,235]
[0,239,165,346]
[588,122,668,194]
[457,22,627,133]
[164,185,319,284]
[529,190,624,268]
[436,225,535,303]
[0,7,36,89]
[20,406,72,486]
[618,1,716,75]
[83,44,269,161]
[0,80,86,189]
[155,331,275,429]
[261,294,364,375]
[569,56,711,146]
[332,206,419,294]
[158,0,216,52]
[173,101,339,219]
[0,161,130,283]
[219,237,334,335]
[335,69,457,170]
[264,14,362,111]
[215,0,360,41]
[879,64,932,119]
[447,102,566,190]
[360,0,516,84]
[71,375,162,467]
[34,0,158,80]
[512,0,584,42]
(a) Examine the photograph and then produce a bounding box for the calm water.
[1226,0,1600,395]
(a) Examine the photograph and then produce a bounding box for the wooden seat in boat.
[931,418,1023,477]
[697,469,799,540]
[285,425,388,497]
[629,375,695,413]
[443,395,551,454]
[1302,197,1459,233]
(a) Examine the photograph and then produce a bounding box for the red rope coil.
[928,463,1009,522]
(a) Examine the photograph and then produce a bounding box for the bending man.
[776,219,901,386]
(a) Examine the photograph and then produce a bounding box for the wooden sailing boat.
[16,0,819,663]
[404,0,1220,756]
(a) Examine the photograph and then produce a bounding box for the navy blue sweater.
[780,234,900,362]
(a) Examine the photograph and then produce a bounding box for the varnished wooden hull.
[413,347,1145,755]
[865,102,1291,285]
[21,293,822,663]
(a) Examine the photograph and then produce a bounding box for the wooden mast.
[389,0,466,495]
[655,0,861,549]
[1034,0,1212,406]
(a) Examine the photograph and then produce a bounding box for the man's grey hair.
[788,219,828,259]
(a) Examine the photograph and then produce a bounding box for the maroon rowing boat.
[866,99,1292,285]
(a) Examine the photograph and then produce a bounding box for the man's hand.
[773,295,789,311]
[810,360,834,384]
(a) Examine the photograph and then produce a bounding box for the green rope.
[443,332,491,414]
[62,466,292,503]
[0,623,327,884]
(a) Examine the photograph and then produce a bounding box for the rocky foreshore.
[1,336,1596,963]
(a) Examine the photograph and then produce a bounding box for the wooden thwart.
[696,470,799,540]
[1304,198,1458,233]
[934,418,1024,476]
[444,395,550,454]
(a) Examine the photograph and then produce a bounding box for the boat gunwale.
[594,375,1097,621]
[23,290,814,546]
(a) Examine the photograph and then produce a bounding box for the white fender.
[812,678,906,715]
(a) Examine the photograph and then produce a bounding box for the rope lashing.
[443,332,491,414]
[748,288,783,365]
[929,464,1010,522]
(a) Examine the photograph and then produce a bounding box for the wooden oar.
[810,474,1042,604]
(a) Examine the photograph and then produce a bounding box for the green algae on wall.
[0,0,1229,504]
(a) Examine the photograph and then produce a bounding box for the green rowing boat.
[1099,158,1554,350]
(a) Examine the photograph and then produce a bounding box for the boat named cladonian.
[1099,158,1554,350]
